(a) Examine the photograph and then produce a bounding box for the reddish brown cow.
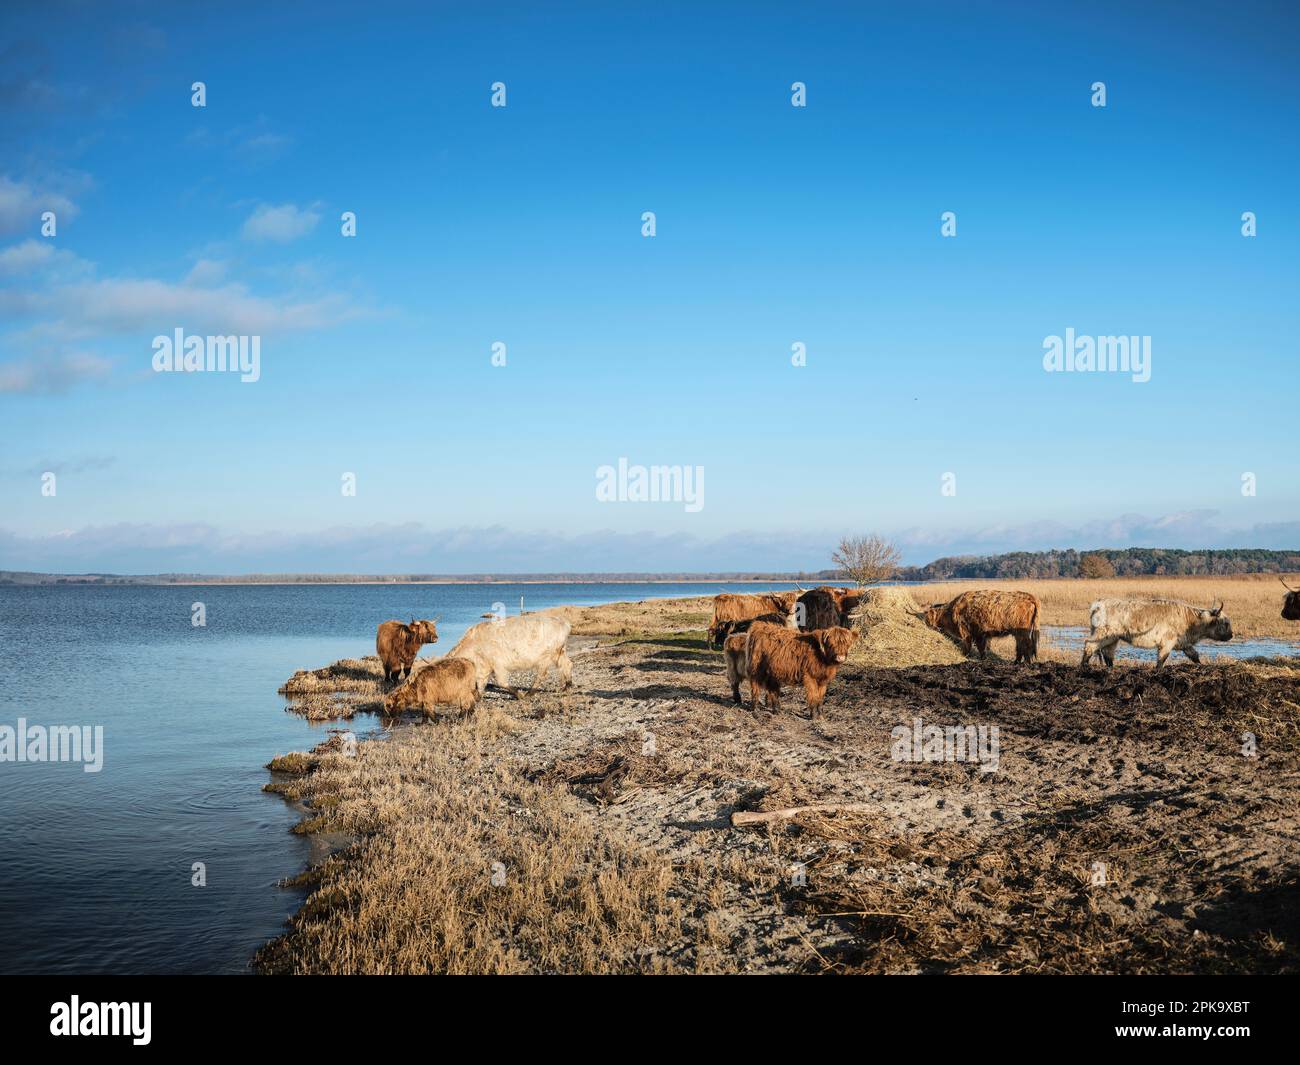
[923,590,1039,663]
[376,618,439,684]
[708,591,800,648]
[383,657,478,716]
[744,621,858,719]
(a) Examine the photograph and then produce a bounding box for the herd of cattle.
[369,579,1298,719]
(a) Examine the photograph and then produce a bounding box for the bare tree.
[832,534,902,587]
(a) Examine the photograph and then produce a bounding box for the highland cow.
[1281,578,1300,621]
[744,622,859,719]
[1081,598,1232,668]
[383,656,479,716]
[448,614,573,698]
[710,600,800,644]
[923,590,1040,663]
[376,618,439,683]
[797,586,858,630]
[707,590,801,648]
[723,631,751,704]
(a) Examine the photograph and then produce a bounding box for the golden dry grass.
[257,710,709,974]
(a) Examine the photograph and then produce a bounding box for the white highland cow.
[1081,597,1232,668]
[448,614,573,698]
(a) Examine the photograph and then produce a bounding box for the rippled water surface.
[0,581,791,974]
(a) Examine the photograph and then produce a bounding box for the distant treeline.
[2,548,1297,586]
[899,548,1300,581]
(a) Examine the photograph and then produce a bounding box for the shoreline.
[257,584,1300,974]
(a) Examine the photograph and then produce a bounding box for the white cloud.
[183,258,228,286]
[0,352,112,395]
[1,514,1296,574]
[0,176,78,235]
[241,203,320,243]
[0,238,92,279]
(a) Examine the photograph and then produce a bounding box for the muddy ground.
[267,614,1300,973]
[505,635,1300,973]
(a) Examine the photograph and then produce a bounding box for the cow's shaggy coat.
[924,590,1040,663]
[376,619,439,683]
[708,591,800,648]
[1082,597,1232,668]
[744,622,858,718]
[448,614,573,698]
[384,657,479,716]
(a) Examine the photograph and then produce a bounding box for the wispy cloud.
[0,352,112,395]
[241,202,320,243]
[0,175,79,235]
[1,513,1295,574]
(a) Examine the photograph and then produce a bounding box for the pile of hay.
[847,586,967,667]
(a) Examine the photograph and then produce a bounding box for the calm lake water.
[0,581,800,975]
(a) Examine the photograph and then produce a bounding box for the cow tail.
[1030,600,1040,659]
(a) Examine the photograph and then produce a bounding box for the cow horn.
[1211,599,1223,615]
[794,582,806,592]
[1280,576,1298,593]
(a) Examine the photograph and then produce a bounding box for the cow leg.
[557,651,573,690]
[1102,645,1116,668]
[747,680,760,712]
[529,660,550,694]
[975,636,989,659]
[1183,647,1201,664]
[806,678,825,720]
[1155,643,1172,668]
[1081,637,1103,667]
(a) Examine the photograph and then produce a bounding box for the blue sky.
[1,0,1297,572]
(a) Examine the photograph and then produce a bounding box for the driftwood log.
[730,802,875,827]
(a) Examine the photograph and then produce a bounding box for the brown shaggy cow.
[1282,577,1300,621]
[744,622,858,719]
[923,590,1040,663]
[383,656,478,716]
[376,618,439,684]
[708,590,800,648]
[710,601,800,645]
[723,632,750,704]
[797,586,858,630]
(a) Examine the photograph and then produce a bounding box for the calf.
[1281,577,1300,621]
[383,657,479,716]
[1081,597,1232,668]
[723,631,751,704]
[376,618,439,683]
[744,622,858,719]
[923,590,1040,663]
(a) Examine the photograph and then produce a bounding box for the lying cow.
[923,589,1040,663]
[743,621,858,719]
[376,618,439,684]
[383,657,479,717]
[1081,597,1232,668]
[708,590,800,648]
[448,614,573,698]
[1281,578,1300,621]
